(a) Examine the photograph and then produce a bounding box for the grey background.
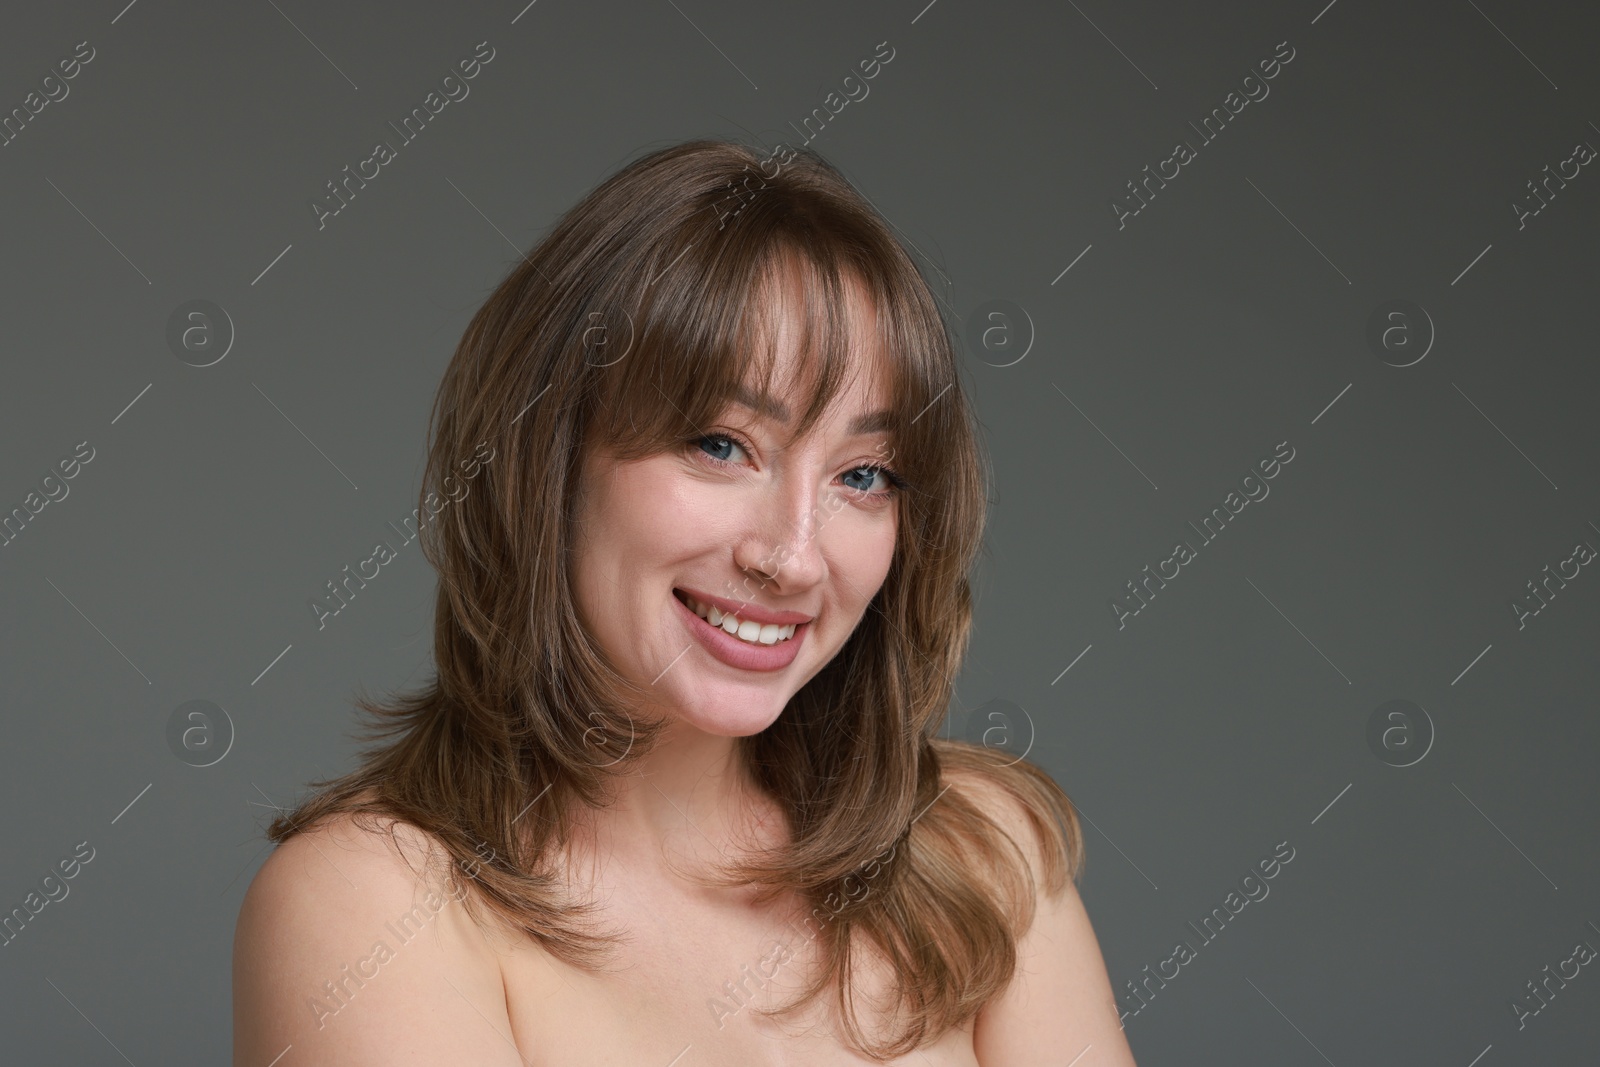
[2,0,1596,1063]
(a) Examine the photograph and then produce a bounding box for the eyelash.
[689,430,909,500]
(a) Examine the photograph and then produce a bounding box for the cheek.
[633,464,736,554]
[825,507,898,598]
[579,457,732,602]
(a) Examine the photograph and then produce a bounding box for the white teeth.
[680,593,797,646]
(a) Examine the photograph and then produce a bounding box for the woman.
[233,139,1137,1066]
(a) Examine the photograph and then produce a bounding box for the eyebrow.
[732,385,894,435]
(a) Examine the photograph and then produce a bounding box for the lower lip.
[673,591,808,672]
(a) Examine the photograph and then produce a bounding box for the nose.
[731,467,830,595]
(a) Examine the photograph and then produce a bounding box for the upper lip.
[675,586,815,626]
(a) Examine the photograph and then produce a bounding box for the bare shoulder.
[936,749,1076,902]
[232,811,523,1066]
[939,754,1139,1066]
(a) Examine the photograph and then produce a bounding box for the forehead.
[739,258,894,433]
[729,382,893,437]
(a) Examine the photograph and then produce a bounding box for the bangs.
[581,234,951,499]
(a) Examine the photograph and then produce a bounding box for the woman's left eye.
[840,464,904,496]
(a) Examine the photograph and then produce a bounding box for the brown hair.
[267,137,1084,1059]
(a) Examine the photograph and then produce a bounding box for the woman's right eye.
[693,433,749,468]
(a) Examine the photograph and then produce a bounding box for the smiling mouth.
[673,589,799,646]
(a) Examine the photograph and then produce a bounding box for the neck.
[565,719,783,890]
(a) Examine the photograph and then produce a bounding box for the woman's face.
[569,281,900,739]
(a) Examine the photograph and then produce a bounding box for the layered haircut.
[267,138,1084,1059]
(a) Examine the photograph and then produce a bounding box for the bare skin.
[232,774,1135,1066]
[233,265,1137,1064]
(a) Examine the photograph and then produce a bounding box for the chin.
[674,694,788,738]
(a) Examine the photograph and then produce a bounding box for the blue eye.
[694,433,748,465]
[689,431,908,501]
[841,464,908,497]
